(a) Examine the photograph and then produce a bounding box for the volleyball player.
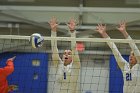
[96,22,140,93]
[49,17,80,93]
[0,56,16,93]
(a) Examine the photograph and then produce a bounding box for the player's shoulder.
[133,63,140,69]
[123,62,130,72]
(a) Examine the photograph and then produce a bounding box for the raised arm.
[67,18,80,65]
[96,24,127,69]
[0,56,16,76]
[49,17,61,65]
[117,21,140,63]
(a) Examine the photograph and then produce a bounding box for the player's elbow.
[10,67,14,73]
[5,66,14,75]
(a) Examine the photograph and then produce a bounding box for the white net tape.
[0,35,140,43]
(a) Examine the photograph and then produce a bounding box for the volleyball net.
[0,35,140,93]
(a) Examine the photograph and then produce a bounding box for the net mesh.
[0,35,140,93]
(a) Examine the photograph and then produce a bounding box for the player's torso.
[123,63,140,93]
[58,60,73,73]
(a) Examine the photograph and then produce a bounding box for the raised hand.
[49,17,58,32]
[117,21,129,38]
[96,24,106,34]
[67,18,77,32]
[96,24,109,38]
[7,56,16,61]
[117,21,126,32]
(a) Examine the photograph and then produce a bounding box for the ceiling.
[0,0,140,56]
[1,0,140,7]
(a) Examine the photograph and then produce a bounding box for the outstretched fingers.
[49,17,58,31]
[96,24,106,32]
[67,18,77,32]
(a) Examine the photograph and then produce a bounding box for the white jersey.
[106,36,140,93]
[58,59,73,75]
[123,62,140,93]
[51,31,80,93]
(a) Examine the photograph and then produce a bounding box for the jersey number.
[126,73,132,81]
